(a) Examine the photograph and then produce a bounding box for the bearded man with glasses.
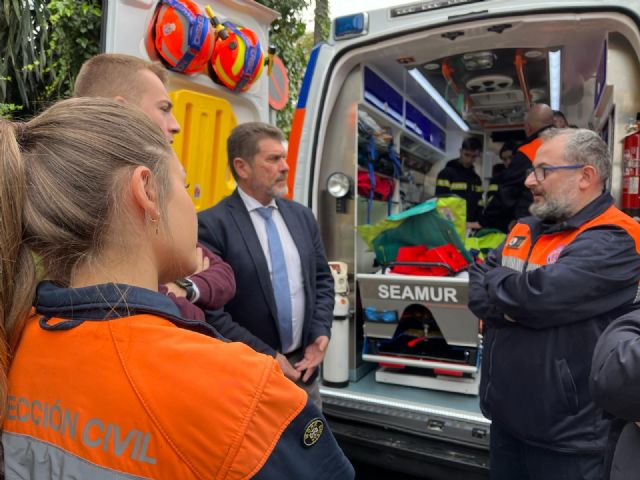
[469,128,640,480]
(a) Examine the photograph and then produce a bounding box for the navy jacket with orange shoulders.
[3,281,354,480]
[470,193,640,453]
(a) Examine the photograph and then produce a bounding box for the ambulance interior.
[319,12,640,231]
[317,9,640,471]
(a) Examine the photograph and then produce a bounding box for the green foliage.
[313,0,330,45]
[299,31,314,59]
[45,0,102,100]
[255,0,310,137]
[0,103,23,119]
[0,0,101,118]
[0,0,48,116]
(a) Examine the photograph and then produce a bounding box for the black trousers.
[490,422,604,480]
[285,348,322,407]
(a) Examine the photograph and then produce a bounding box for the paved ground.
[352,460,428,479]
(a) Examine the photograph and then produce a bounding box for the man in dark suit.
[198,122,334,405]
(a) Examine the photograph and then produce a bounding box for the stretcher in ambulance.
[288,1,640,477]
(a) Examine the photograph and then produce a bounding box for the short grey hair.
[539,128,610,185]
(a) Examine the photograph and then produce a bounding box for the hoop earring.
[147,212,159,236]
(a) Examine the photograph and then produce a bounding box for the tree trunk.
[313,0,330,45]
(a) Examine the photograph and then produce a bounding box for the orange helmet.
[209,22,265,92]
[152,0,214,74]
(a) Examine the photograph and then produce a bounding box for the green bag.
[465,228,506,259]
[357,198,472,265]
[436,196,467,241]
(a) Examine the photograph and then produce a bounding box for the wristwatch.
[175,278,197,303]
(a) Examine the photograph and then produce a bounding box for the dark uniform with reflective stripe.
[480,131,548,232]
[435,159,483,222]
[485,164,506,208]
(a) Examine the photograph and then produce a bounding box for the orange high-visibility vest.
[517,137,543,163]
[4,313,307,479]
[502,205,640,273]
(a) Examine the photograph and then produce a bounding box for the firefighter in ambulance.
[480,103,554,232]
[469,128,640,480]
[435,136,483,225]
[0,98,354,479]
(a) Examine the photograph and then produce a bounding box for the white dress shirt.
[237,187,305,353]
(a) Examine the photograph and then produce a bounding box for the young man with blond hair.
[75,53,235,319]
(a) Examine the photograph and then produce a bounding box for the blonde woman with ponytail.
[0,98,353,480]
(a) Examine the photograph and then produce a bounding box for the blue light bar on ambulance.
[391,0,484,18]
[334,13,368,40]
[409,68,470,132]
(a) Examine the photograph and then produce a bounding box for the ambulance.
[103,0,640,477]
[286,0,640,477]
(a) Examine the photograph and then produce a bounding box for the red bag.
[391,244,468,276]
[373,176,393,200]
[358,171,394,201]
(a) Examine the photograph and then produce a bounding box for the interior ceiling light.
[524,49,543,59]
[409,68,470,132]
[424,62,440,71]
[548,49,561,110]
[462,51,495,71]
[466,74,513,92]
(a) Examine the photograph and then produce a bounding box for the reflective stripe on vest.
[4,313,307,479]
[501,206,640,275]
[3,433,147,480]
[517,137,543,163]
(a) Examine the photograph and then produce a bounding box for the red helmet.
[209,22,265,92]
[152,0,214,74]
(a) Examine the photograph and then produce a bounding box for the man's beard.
[268,178,288,199]
[529,190,576,223]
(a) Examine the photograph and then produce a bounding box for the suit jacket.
[198,190,334,357]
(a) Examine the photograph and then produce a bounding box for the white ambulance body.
[288,1,640,477]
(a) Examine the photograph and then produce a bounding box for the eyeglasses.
[526,164,584,182]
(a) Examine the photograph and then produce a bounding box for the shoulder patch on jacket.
[547,244,566,264]
[303,418,324,447]
[507,236,527,249]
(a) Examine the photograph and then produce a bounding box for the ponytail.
[0,98,172,421]
[0,121,37,421]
